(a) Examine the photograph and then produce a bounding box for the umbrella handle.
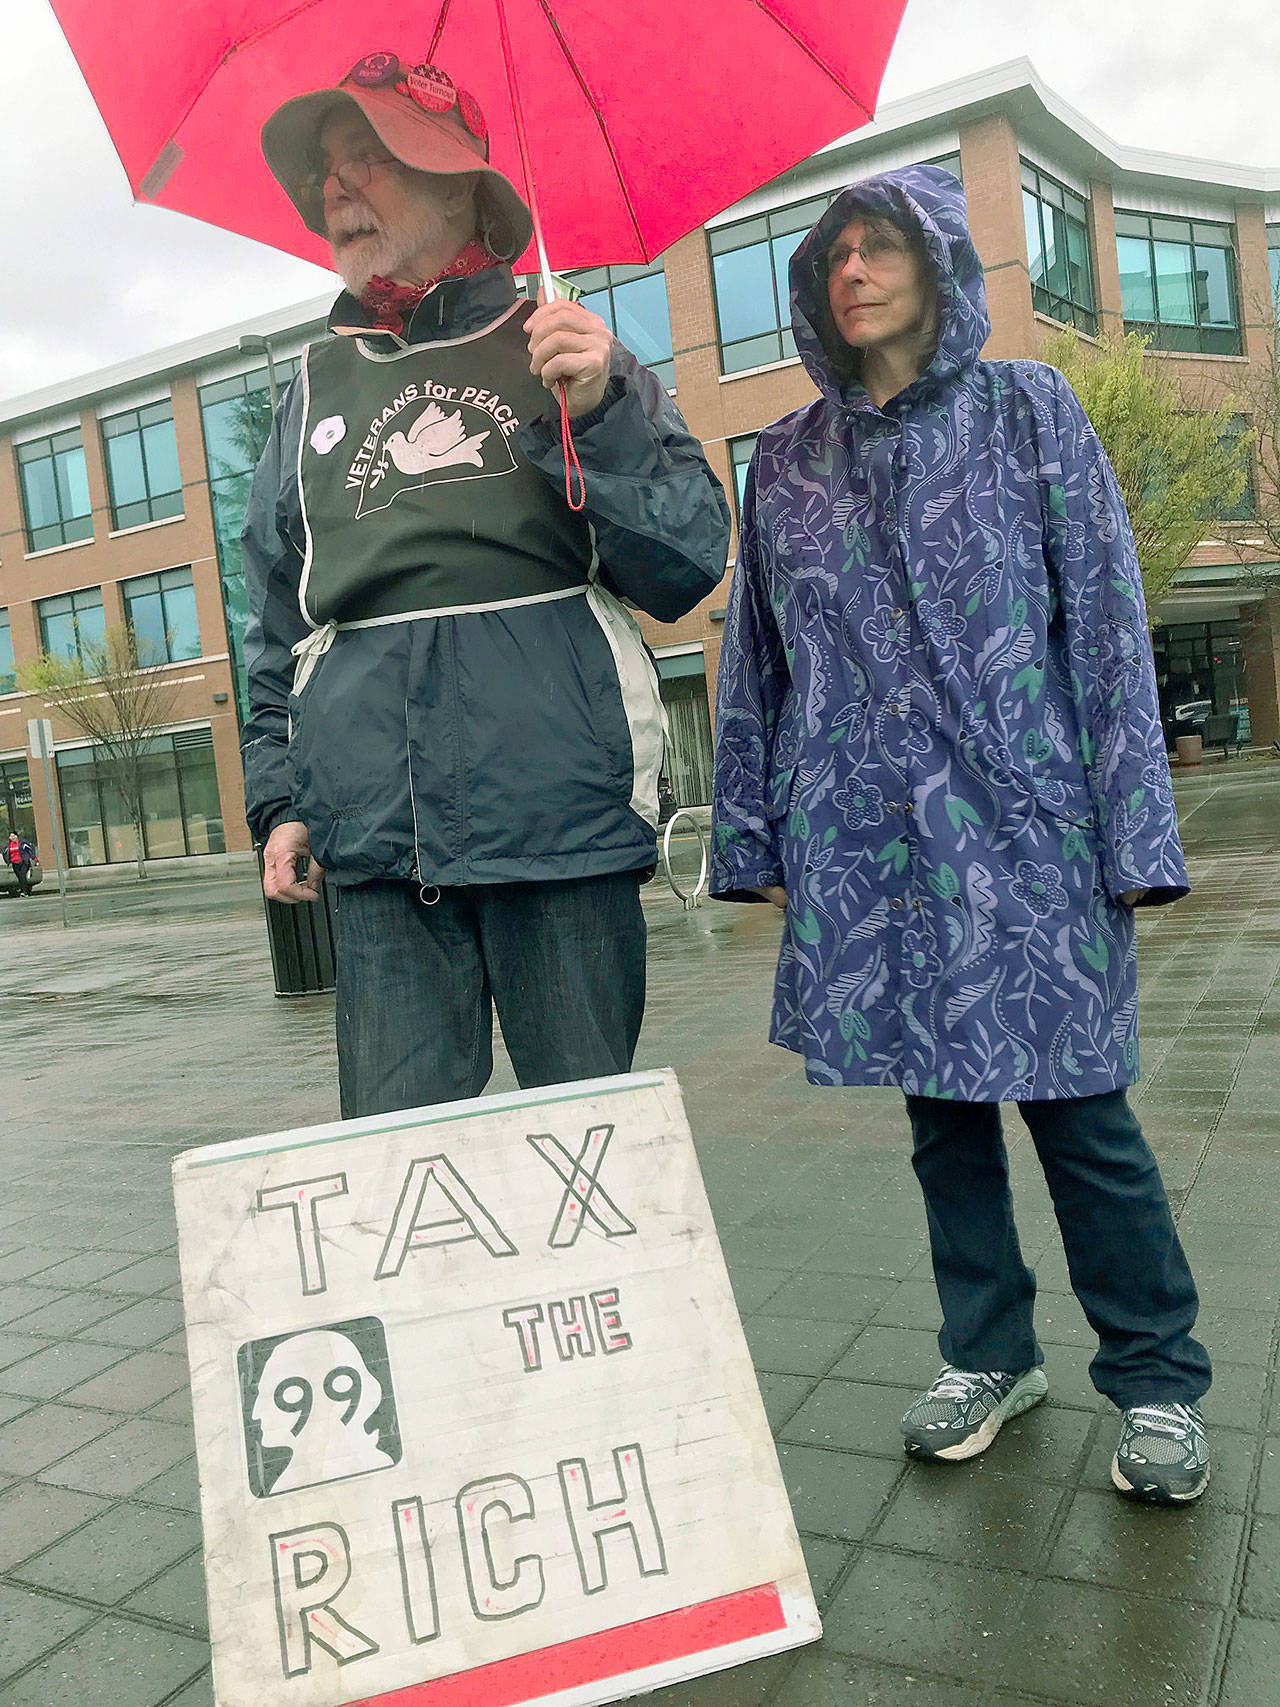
[493,0,586,513]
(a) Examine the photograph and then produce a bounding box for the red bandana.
[359,241,500,334]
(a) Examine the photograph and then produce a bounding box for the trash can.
[256,851,337,996]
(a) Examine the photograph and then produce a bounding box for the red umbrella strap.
[559,383,586,512]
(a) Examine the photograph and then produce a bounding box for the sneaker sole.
[1110,1457,1210,1503]
[905,1367,1049,1462]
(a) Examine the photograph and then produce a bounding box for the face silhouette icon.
[251,1326,395,1494]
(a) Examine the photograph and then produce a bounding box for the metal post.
[28,719,68,929]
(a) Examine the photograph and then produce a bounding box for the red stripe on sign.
[347,1583,787,1707]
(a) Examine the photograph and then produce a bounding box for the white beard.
[326,198,454,295]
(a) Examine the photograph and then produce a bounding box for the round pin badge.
[407,63,456,113]
[346,52,400,88]
[458,89,488,143]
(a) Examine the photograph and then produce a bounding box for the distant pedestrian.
[5,830,35,898]
[711,165,1211,1504]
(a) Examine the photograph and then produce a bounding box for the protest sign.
[173,1068,819,1707]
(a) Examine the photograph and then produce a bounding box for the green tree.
[19,625,181,880]
[1042,327,1252,609]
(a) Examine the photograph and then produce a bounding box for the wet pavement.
[1,758,1279,1706]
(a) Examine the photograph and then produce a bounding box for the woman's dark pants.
[331,872,646,1119]
[905,1090,1211,1408]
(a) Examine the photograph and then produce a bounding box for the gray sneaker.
[902,1364,1048,1461]
[1111,1403,1210,1503]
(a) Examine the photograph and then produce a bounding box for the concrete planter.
[1175,734,1203,766]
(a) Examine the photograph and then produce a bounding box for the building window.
[101,401,183,530]
[728,434,758,525]
[570,262,674,388]
[1115,211,1241,355]
[656,649,713,806]
[198,359,300,722]
[1268,223,1280,314]
[0,610,14,694]
[16,429,92,552]
[928,152,963,184]
[122,567,200,665]
[0,759,35,846]
[710,195,830,374]
[55,727,225,866]
[1217,415,1256,522]
[38,587,106,667]
[1021,162,1097,334]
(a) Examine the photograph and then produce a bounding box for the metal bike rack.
[661,808,709,909]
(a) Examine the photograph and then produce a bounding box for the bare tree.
[1228,289,1280,574]
[19,625,182,879]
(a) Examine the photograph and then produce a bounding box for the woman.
[711,165,1210,1503]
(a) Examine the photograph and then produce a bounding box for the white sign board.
[27,718,53,761]
[173,1069,819,1707]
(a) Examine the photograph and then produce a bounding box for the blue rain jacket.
[710,165,1189,1101]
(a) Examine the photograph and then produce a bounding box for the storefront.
[0,757,36,846]
[654,646,714,809]
[55,727,226,866]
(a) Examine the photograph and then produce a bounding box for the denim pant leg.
[906,1096,1042,1374]
[331,881,494,1118]
[477,872,647,1089]
[1017,1090,1211,1408]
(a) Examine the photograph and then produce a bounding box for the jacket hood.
[789,164,989,407]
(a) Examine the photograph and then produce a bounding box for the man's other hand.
[263,820,324,903]
[1119,887,1148,907]
[752,885,787,908]
[527,295,612,418]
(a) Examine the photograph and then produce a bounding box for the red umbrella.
[47,0,908,285]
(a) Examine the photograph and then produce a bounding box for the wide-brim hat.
[262,53,533,261]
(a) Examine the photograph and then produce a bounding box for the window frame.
[121,565,201,665]
[1020,160,1097,335]
[727,433,759,529]
[1114,210,1242,355]
[37,586,106,669]
[16,428,93,552]
[708,194,831,375]
[100,400,183,531]
[0,609,15,695]
[567,260,675,389]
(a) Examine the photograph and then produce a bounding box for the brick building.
[2,59,1278,870]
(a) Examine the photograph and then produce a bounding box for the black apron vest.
[297,301,594,625]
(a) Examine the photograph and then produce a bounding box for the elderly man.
[243,52,729,1118]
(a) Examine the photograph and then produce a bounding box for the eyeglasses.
[299,152,398,218]
[812,232,910,279]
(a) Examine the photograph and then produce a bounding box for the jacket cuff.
[521,375,627,452]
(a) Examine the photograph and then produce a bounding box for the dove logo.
[352,395,516,518]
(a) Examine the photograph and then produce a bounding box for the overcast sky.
[5,0,1279,408]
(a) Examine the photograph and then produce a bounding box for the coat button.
[890,898,904,911]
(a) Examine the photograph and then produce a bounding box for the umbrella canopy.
[48,0,908,275]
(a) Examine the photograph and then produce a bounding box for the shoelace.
[929,1366,1008,1403]
[1125,1403,1203,1436]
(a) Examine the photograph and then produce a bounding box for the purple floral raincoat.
[710,165,1188,1101]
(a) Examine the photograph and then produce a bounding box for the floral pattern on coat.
[710,165,1188,1102]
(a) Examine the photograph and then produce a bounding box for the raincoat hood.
[790,164,989,406]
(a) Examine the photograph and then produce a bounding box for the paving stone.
[133,1456,201,1514]
[146,1386,194,1426]
[0,1339,124,1401]
[59,1350,188,1414]
[97,1254,183,1296]
[160,1674,213,1707]
[0,1582,96,1680]
[1203,1361,1270,1431]
[828,1326,946,1390]
[0,1403,117,1476]
[866,1279,943,1333]
[757,1372,812,1432]
[38,1416,194,1497]
[974,1400,1096,1481]
[121,1550,208,1635]
[1196,1305,1276,1366]
[25,1251,143,1289]
[1219,1617,1280,1707]
[0,1482,111,1572]
[0,1248,68,1285]
[821,1549,1022,1671]
[807,1234,927,1280]
[742,1317,860,1379]
[1242,1514,1280,1619]
[77,1298,186,1350]
[797,1534,851,1611]
[876,1467,1069,1570]
[775,1444,904,1542]
[769,1652,998,1707]
[0,1613,208,1707]
[0,1287,67,1328]
[629,1651,796,1707]
[2,1291,137,1339]
[765,1271,899,1324]
[995,1578,1222,1706]
[1048,1488,1246,1605]
[0,1334,52,1375]
[14,1502,202,1606]
[780,1380,919,1460]
[724,1266,790,1315]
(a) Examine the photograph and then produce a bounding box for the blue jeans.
[905,1090,1211,1408]
[331,873,646,1118]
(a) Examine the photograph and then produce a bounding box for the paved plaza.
[0,762,1279,1706]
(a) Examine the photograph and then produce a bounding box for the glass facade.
[1269,223,1280,314]
[38,587,106,666]
[0,609,14,694]
[729,434,758,525]
[1152,620,1248,744]
[1021,162,1097,333]
[656,651,713,806]
[1115,212,1241,354]
[101,400,183,531]
[197,359,299,721]
[16,428,92,552]
[56,727,225,866]
[709,195,830,373]
[571,262,674,388]
[0,759,35,846]
[1217,415,1256,522]
[123,566,201,664]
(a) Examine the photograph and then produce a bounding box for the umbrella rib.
[426,0,454,62]
[533,0,648,262]
[747,0,876,120]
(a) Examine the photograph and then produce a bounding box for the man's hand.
[1119,888,1148,908]
[526,295,613,418]
[263,820,324,904]
[752,885,787,909]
